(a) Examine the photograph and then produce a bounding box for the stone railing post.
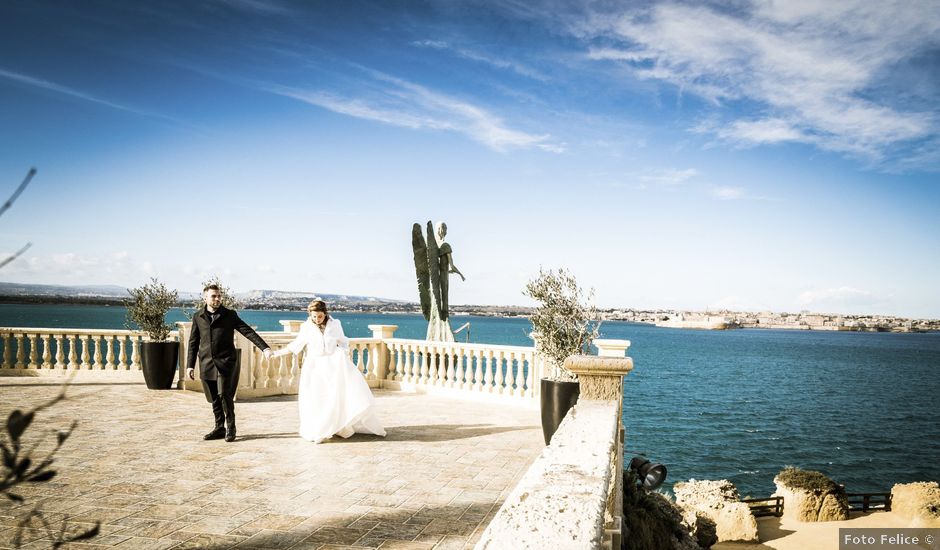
[565,354,634,550]
[279,320,304,333]
[367,325,398,382]
[594,338,631,358]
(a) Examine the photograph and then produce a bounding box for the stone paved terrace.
[0,379,543,550]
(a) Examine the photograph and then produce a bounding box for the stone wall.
[891,482,940,526]
[673,479,758,543]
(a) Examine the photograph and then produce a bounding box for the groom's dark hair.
[204,283,221,293]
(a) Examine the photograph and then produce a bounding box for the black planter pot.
[540,378,580,445]
[141,341,179,390]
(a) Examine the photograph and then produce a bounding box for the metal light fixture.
[629,456,668,491]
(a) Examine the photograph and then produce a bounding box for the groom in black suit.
[186,284,272,442]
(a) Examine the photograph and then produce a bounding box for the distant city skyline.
[1,1,938,318]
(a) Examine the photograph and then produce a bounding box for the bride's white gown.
[277,318,385,443]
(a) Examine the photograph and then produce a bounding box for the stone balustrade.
[476,348,633,550]
[173,323,545,402]
[0,327,161,377]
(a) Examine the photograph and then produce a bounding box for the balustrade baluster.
[276,350,289,391]
[118,336,128,370]
[28,334,39,369]
[130,336,141,369]
[525,352,536,398]
[444,346,455,387]
[40,335,52,369]
[403,344,413,382]
[389,343,400,381]
[81,335,91,369]
[418,345,431,384]
[2,333,12,369]
[252,350,264,390]
[54,335,65,369]
[105,335,116,369]
[370,342,380,379]
[14,334,25,369]
[67,335,78,369]
[471,349,483,391]
[396,344,405,381]
[494,350,506,394]
[507,351,516,394]
[481,349,492,392]
[455,348,467,389]
[92,336,103,369]
[265,351,279,389]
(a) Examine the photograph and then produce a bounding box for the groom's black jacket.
[187,305,269,381]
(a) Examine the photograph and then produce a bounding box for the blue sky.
[1,0,938,318]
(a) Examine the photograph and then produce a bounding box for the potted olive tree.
[524,267,600,444]
[126,277,179,390]
[189,275,242,313]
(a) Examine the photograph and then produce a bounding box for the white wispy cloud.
[269,72,562,153]
[710,186,744,200]
[0,67,179,124]
[636,167,698,186]
[577,1,940,165]
[412,39,550,81]
[1,251,155,284]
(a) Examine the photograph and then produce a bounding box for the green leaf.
[7,409,34,442]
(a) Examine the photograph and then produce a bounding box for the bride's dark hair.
[307,300,330,326]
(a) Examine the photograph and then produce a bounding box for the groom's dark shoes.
[225,430,236,443]
[203,427,225,440]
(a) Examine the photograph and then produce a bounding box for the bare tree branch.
[0,168,36,218]
[0,242,32,270]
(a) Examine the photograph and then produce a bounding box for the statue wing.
[411,223,431,321]
[426,221,443,319]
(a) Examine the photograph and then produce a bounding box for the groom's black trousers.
[202,370,240,433]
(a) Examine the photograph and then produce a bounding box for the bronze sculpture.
[412,221,465,341]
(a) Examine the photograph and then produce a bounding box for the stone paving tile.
[375,541,435,550]
[418,518,476,538]
[0,379,543,549]
[172,532,249,549]
[232,528,309,549]
[112,536,180,549]
[303,526,372,545]
[431,536,471,550]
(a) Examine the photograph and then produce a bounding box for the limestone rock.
[891,482,940,526]
[622,475,702,550]
[772,468,848,522]
[680,509,718,549]
[673,479,758,543]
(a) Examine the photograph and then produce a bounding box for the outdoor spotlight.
[629,456,668,491]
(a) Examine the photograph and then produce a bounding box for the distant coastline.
[1,293,937,333]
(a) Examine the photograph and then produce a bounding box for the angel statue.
[412,221,465,341]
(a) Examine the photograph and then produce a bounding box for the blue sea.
[2,303,939,498]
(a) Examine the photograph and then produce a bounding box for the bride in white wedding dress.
[271,300,386,443]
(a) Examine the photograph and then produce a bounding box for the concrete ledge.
[476,400,620,550]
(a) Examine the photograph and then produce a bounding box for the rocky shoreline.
[605,309,940,332]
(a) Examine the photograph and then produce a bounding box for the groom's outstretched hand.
[263,348,274,360]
